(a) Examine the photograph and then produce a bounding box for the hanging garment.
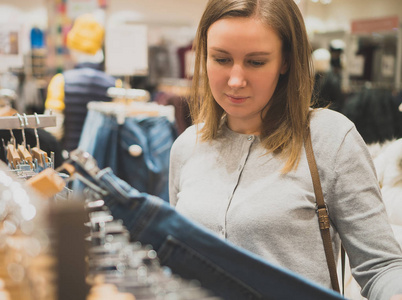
[67,161,344,300]
[153,91,191,135]
[342,87,402,144]
[77,108,177,202]
[312,70,344,112]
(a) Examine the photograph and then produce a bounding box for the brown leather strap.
[305,127,341,293]
[341,245,345,295]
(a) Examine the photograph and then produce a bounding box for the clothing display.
[153,91,192,135]
[0,114,61,171]
[0,114,71,299]
[61,149,344,300]
[0,128,63,168]
[0,161,56,300]
[312,70,344,112]
[0,151,216,300]
[83,184,218,300]
[3,1,402,299]
[77,105,177,202]
[342,87,402,144]
[169,109,402,299]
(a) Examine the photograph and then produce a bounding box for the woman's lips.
[226,94,249,104]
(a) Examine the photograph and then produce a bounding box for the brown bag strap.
[304,127,341,293]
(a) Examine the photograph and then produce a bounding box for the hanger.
[6,129,21,169]
[126,101,175,123]
[87,101,175,125]
[31,113,49,167]
[16,114,33,168]
[157,77,192,97]
[27,148,110,200]
[89,87,175,124]
[107,87,150,103]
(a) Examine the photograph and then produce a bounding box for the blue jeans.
[77,110,176,201]
[80,167,344,300]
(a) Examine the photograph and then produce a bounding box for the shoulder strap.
[304,127,341,293]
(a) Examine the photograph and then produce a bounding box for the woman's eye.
[248,60,266,67]
[214,58,230,64]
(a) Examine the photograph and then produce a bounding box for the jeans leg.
[92,168,344,300]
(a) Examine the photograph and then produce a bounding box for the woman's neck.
[226,118,261,135]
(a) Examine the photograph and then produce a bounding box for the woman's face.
[207,17,287,134]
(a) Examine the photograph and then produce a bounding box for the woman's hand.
[390,295,402,300]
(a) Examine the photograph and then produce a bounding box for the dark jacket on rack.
[312,70,344,112]
[342,87,402,144]
[62,63,116,151]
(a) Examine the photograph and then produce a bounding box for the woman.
[169,0,402,299]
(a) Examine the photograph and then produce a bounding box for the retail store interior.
[0,0,402,299]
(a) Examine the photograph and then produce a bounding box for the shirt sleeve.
[330,126,402,299]
[45,73,65,112]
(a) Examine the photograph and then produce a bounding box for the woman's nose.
[228,65,246,89]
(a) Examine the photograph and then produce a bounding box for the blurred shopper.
[312,47,344,112]
[44,13,117,153]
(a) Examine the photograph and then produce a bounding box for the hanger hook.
[23,113,30,148]
[16,113,26,147]
[34,113,40,149]
[23,113,29,126]
[9,129,16,147]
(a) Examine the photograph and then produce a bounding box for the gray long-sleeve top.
[169,108,402,299]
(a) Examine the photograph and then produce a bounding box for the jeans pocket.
[157,235,264,300]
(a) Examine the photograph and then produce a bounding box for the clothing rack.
[157,77,192,97]
[107,87,150,102]
[23,149,215,299]
[0,113,58,176]
[87,101,175,124]
[348,80,396,93]
[0,114,57,130]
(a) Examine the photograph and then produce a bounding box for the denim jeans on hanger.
[81,166,344,300]
[78,109,120,170]
[77,110,176,201]
[117,115,176,202]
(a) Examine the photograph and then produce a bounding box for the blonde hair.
[189,0,314,173]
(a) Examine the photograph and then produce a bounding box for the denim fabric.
[77,110,176,201]
[78,110,119,170]
[87,167,344,300]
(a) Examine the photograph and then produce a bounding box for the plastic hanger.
[16,114,33,168]
[6,129,21,169]
[31,112,49,167]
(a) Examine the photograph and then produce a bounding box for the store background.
[1,0,401,91]
[0,1,402,300]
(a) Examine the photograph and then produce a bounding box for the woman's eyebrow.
[208,48,272,56]
[208,47,230,54]
[246,51,272,56]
